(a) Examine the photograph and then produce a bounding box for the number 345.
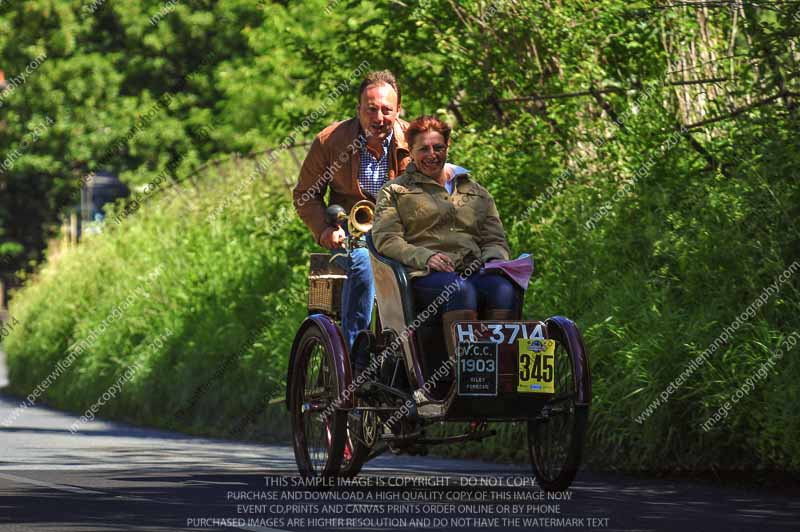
[519,353,554,382]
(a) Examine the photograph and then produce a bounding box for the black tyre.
[528,320,589,491]
[289,324,347,478]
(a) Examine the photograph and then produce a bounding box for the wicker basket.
[307,253,347,317]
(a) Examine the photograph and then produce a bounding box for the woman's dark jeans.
[412,270,518,319]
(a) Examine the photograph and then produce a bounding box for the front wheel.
[339,330,379,478]
[339,405,376,477]
[289,323,347,477]
[528,318,590,491]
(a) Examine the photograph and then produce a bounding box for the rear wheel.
[528,321,589,491]
[289,324,346,477]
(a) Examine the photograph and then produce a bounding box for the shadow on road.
[3,468,800,532]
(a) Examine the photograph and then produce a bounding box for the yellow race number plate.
[517,338,555,393]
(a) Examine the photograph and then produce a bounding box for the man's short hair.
[357,70,401,106]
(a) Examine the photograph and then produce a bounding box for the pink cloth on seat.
[482,253,534,291]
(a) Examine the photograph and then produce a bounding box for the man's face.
[357,83,400,143]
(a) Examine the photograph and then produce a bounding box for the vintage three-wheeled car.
[286,201,591,491]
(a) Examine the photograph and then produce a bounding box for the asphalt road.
[0,349,798,532]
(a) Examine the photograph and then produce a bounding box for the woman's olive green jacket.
[372,168,510,275]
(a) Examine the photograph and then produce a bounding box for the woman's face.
[411,131,448,177]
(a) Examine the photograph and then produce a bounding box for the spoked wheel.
[339,330,378,478]
[339,325,385,477]
[528,319,590,491]
[340,405,376,477]
[289,324,346,478]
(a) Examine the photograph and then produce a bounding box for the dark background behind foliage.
[1,1,798,474]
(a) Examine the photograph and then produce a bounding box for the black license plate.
[456,341,498,397]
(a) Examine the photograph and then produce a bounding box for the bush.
[4,151,310,440]
[443,114,800,473]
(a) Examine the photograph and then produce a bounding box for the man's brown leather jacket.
[293,117,410,244]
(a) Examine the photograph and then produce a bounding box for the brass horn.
[349,199,375,238]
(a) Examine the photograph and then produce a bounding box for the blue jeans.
[332,247,374,350]
[412,271,518,318]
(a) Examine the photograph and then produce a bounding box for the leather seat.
[366,233,418,328]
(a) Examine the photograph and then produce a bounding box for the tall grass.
[4,150,311,440]
[443,106,800,473]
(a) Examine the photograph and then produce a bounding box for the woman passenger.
[372,115,518,366]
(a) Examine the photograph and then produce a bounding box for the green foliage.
[4,152,310,438]
[0,0,298,283]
